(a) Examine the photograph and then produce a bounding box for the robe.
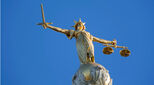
[67,30,95,64]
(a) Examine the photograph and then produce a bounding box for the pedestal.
[72,63,112,85]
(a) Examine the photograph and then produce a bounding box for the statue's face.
[75,22,85,31]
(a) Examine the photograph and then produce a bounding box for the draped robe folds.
[67,30,94,64]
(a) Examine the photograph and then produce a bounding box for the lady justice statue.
[38,4,130,85]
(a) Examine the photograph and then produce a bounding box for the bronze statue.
[38,4,130,85]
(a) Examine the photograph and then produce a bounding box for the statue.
[38,4,131,85]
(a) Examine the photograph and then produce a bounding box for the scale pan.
[120,49,130,57]
[103,47,114,55]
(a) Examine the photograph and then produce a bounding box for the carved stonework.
[72,63,112,85]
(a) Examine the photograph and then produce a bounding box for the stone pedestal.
[72,63,112,85]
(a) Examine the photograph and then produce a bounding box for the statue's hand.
[37,22,52,29]
[112,39,117,46]
[43,23,52,29]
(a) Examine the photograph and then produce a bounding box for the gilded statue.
[38,4,130,85]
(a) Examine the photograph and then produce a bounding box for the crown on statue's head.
[72,18,86,30]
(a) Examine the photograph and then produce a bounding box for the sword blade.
[41,4,45,23]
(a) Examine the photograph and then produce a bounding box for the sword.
[37,4,52,29]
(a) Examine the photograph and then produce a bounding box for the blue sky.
[2,0,154,85]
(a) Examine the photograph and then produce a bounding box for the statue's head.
[72,18,86,31]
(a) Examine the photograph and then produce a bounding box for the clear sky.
[2,0,154,85]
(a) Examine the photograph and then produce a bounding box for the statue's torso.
[74,30,94,64]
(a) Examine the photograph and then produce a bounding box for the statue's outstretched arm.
[45,24,69,35]
[93,36,116,45]
[45,24,75,40]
